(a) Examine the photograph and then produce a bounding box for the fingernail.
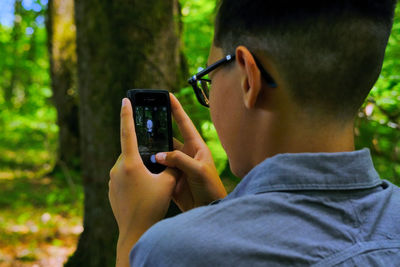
[156,153,167,162]
[122,98,128,107]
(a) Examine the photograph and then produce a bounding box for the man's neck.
[250,115,355,172]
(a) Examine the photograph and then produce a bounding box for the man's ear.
[235,46,263,109]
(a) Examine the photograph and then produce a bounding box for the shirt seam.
[348,198,363,242]
[241,180,383,195]
[311,240,400,267]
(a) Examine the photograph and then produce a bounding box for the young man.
[109,1,400,266]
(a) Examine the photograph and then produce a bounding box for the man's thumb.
[156,150,200,175]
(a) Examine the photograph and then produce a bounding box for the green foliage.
[355,5,400,184]
[0,0,57,178]
[0,2,80,263]
[178,0,233,180]
[180,0,216,74]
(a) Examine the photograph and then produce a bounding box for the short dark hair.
[214,1,397,120]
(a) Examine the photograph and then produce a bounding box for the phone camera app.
[134,105,169,168]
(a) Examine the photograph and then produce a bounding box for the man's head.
[214,0,396,119]
[207,0,397,177]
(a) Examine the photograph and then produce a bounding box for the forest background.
[0,0,399,266]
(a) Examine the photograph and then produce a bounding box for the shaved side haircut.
[214,0,397,120]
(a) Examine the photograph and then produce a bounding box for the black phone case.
[127,89,173,174]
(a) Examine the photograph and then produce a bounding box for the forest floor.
[0,145,83,267]
[0,143,239,267]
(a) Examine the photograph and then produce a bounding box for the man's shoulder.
[130,183,400,266]
[134,195,257,246]
[130,200,241,266]
[130,193,339,266]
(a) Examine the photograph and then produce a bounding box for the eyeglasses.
[188,54,277,107]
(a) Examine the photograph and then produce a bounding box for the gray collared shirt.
[130,149,400,266]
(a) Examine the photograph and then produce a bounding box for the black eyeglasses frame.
[188,54,277,107]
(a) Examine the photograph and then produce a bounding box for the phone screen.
[131,92,171,173]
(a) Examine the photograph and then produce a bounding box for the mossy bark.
[46,0,80,171]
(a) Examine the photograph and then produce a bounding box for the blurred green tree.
[4,0,23,105]
[46,0,80,172]
[0,0,56,175]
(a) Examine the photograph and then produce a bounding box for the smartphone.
[127,89,173,174]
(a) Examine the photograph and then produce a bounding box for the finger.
[120,98,139,157]
[173,138,184,151]
[156,150,201,175]
[169,93,203,144]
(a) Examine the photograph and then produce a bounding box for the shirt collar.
[224,148,382,201]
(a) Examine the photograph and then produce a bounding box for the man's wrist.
[116,233,140,267]
[116,222,155,267]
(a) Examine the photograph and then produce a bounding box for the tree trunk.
[5,0,23,106]
[46,0,80,171]
[67,0,184,265]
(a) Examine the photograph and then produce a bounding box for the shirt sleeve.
[129,222,167,267]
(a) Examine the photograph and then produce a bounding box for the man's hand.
[109,98,177,267]
[156,94,227,211]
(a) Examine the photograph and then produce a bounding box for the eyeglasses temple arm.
[188,55,235,84]
[253,56,277,88]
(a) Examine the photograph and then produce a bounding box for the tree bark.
[67,0,184,265]
[46,0,80,171]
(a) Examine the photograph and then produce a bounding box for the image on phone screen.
[134,105,169,169]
